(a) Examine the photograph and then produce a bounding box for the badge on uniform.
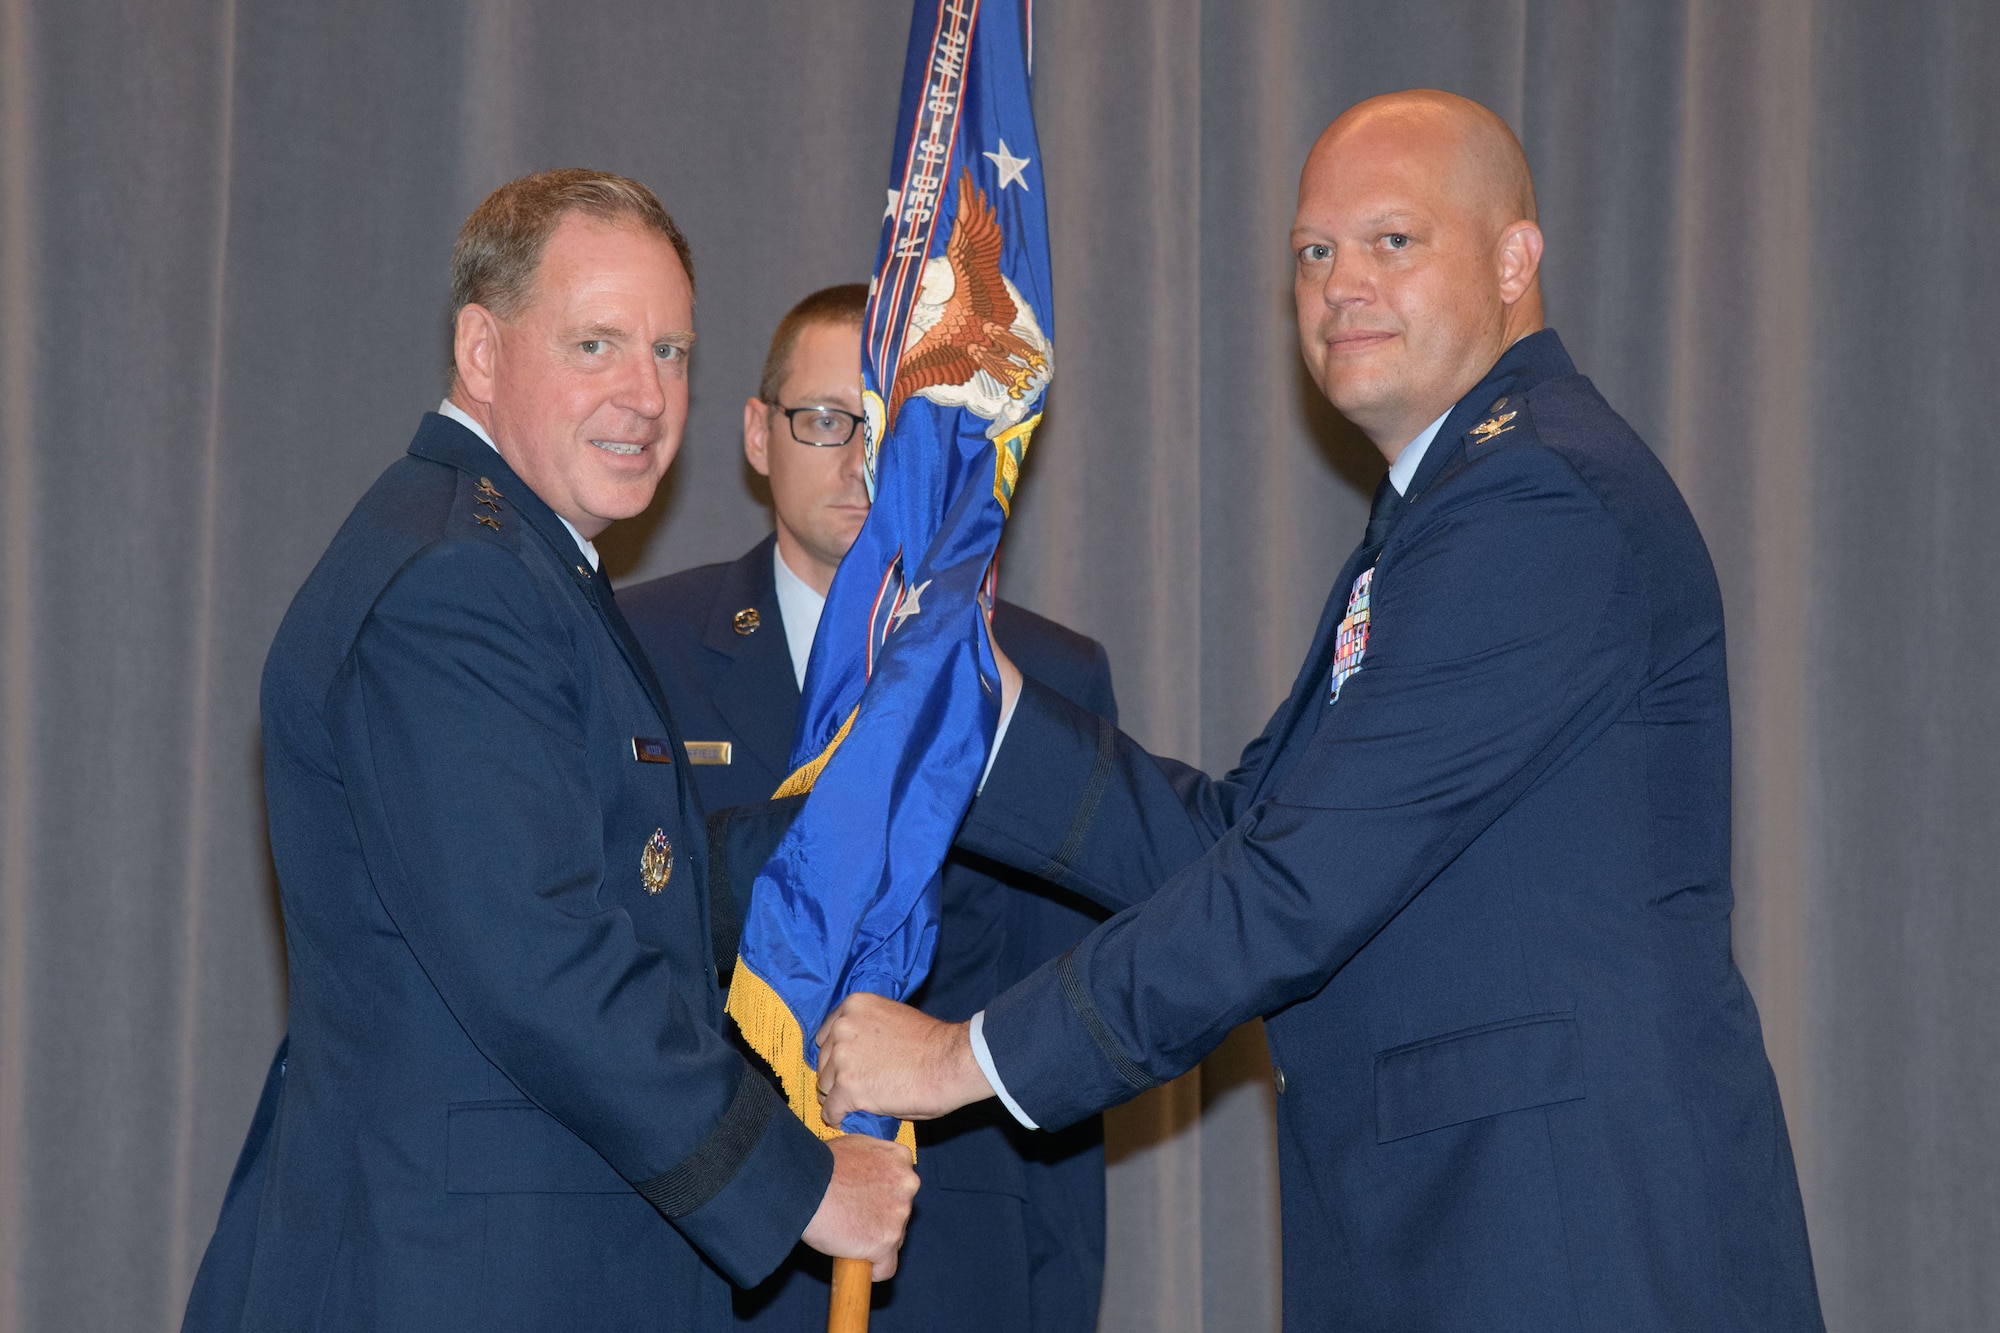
[474,477,505,527]
[682,741,733,765]
[631,737,674,764]
[641,828,673,894]
[1469,410,1517,444]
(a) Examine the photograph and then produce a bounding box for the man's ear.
[743,396,773,478]
[454,303,503,405]
[1496,221,1545,306]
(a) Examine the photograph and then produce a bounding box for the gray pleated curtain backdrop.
[2,1,1995,1329]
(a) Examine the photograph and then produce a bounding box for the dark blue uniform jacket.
[182,415,833,1332]
[621,538,1113,1333]
[962,332,1826,1332]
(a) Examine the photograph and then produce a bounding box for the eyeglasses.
[768,402,863,447]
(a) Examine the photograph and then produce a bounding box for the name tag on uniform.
[630,737,675,764]
[683,741,732,766]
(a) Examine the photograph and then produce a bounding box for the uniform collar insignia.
[1469,410,1517,444]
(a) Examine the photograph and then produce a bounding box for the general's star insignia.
[475,513,501,530]
[641,829,673,894]
[476,476,505,500]
[1470,410,1518,444]
[890,579,932,630]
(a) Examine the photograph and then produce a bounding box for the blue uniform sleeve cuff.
[969,1011,1038,1129]
[981,948,1158,1132]
[650,1069,835,1287]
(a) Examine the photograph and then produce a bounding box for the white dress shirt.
[771,543,827,691]
[1388,406,1452,497]
[437,399,600,571]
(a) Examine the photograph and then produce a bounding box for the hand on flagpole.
[801,1133,920,1281]
[816,994,995,1126]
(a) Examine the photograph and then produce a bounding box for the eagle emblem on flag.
[877,170,1052,443]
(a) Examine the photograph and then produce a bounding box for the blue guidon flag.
[725,0,1052,1150]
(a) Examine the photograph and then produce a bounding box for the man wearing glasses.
[621,284,1116,1332]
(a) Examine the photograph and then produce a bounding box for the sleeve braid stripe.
[1036,711,1116,885]
[633,1063,779,1219]
[1056,947,1159,1093]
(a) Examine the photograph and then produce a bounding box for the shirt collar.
[1387,407,1452,497]
[437,399,600,571]
[771,542,827,691]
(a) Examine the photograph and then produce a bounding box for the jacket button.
[1272,1064,1287,1094]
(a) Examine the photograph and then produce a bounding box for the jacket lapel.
[699,537,801,782]
[409,413,682,732]
[1401,328,1579,511]
[1249,330,1583,796]
[592,576,683,735]
[405,414,705,881]
[1250,543,1375,801]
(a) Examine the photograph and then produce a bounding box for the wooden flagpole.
[828,1256,872,1332]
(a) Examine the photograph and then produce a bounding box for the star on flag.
[890,580,932,630]
[982,140,1031,191]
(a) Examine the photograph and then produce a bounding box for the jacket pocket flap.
[1374,1013,1583,1143]
[446,1100,634,1194]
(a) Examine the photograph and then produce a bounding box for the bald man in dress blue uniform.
[621,285,1114,1333]
[816,93,1826,1332]
[181,174,916,1333]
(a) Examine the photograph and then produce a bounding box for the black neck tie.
[1364,474,1405,550]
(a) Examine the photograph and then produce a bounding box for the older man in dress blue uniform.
[181,172,916,1333]
[620,285,1114,1333]
[816,92,1827,1331]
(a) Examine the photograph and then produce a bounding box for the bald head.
[1325,90,1538,229]
[1291,90,1545,458]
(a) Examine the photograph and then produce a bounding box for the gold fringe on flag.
[725,702,917,1157]
[772,706,858,799]
[725,962,916,1155]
